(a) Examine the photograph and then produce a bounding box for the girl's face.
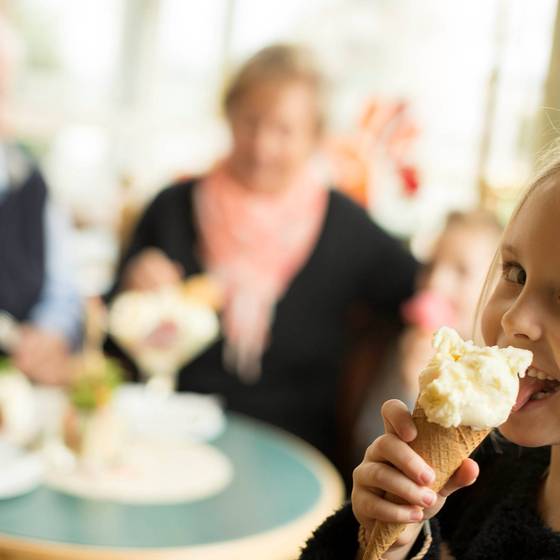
[482,183,560,447]
[419,225,499,338]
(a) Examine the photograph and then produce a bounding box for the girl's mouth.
[513,367,560,412]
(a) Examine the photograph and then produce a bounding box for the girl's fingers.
[365,433,435,486]
[381,399,417,442]
[354,461,437,508]
[439,458,479,498]
[352,487,424,525]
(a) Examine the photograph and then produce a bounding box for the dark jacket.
[0,147,46,323]
[300,440,559,559]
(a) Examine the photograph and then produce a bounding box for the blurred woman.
[109,45,417,463]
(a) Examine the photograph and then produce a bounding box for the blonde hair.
[473,145,560,342]
[444,209,503,238]
[222,44,326,132]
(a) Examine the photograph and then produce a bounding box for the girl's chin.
[497,385,560,447]
[498,421,558,448]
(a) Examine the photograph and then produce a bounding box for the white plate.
[46,439,233,504]
[114,384,226,443]
[0,440,43,499]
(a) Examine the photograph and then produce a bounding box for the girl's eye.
[502,262,526,285]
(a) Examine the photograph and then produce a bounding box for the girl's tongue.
[513,376,560,411]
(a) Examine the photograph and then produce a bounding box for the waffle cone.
[362,404,490,560]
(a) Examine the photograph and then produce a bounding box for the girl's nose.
[500,291,542,342]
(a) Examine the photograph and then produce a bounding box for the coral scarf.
[194,161,328,381]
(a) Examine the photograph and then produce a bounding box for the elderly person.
[0,15,82,383]
[109,44,417,463]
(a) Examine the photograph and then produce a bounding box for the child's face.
[420,225,498,338]
[482,184,560,446]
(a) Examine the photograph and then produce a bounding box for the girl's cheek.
[481,299,501,346]
[548,331,560,370]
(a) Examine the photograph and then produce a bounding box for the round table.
[0,414,344,559]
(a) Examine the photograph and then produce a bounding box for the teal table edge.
[0,413,344,559]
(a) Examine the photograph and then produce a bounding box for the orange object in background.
[325,98,421,208]
[325,136,370,207]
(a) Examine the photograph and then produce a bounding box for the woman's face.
[419,225,499,338]
[227,80,319,192]
[482,183,560,446]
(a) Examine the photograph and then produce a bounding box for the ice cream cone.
[362,403,490,560]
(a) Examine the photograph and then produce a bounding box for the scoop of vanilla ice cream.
[418,327,533,430]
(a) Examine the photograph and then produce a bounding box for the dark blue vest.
[0,151,46,322]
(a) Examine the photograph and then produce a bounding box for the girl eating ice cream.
[301,152,560,559]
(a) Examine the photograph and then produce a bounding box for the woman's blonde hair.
[473,144,560,342]
[222,44,327,132]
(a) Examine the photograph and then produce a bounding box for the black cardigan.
[300,441,560,559]
[108,180,417,462]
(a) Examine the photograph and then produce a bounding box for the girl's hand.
[121,248,184,292]
[352,399,479,556]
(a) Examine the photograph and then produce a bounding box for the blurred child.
[354,211,502,458]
